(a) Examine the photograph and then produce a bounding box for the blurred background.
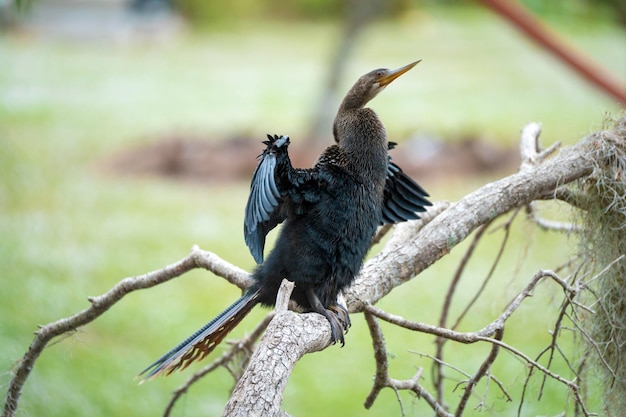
[1,0,625,416]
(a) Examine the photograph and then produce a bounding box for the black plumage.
[140,61,431,380]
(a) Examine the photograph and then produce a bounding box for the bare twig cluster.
[3,115,625,417]
[360,255,621,417]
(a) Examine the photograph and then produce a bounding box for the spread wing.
[244,134,320,264]
[381,142,432,224]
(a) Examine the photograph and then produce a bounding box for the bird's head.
[340,60,421,110]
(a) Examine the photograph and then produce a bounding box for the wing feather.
[244,134,320,264]
[381,144,432,225]
[244,136,286,264]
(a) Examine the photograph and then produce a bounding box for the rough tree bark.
[2,115,625,417]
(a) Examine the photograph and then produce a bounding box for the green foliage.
[521,0,626,25]
[172,0,626,27]
[174,0,343,25]
[266,0,343,20]
[175,0,264,25]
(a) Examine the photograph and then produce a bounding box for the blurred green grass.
[1,5,624,416]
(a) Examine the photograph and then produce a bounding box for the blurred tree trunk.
[306,0,388,144]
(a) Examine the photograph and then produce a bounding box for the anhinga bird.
[140,60,431,380]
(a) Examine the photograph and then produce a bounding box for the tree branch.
[4,118,624,417]
[346,122,598,312]
[222,281,325,417]
[2,246,251,417]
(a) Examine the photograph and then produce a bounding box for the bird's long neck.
[338,86,372,112]
[333,107,388,180]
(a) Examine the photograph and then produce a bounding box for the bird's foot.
[304,286,349,347]
[322,308,347,347]
[329,303,351,331]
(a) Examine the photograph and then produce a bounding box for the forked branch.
[3,116,625,417]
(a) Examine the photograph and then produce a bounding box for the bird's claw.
[325,305,351,347]
[326,312,345,347]
[329,304,351,331]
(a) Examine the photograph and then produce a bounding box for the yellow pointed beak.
[377,60,421,86]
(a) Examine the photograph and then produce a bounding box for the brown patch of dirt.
[99,132,520,183]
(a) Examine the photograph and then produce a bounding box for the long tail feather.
[138,289,260,381]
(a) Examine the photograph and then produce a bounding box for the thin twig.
[434,221,493,405]
[451,210,516,331]
[455,328,505,417]
[415,351,472,380]
[363,308,390,409]
[526,202,582,233]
